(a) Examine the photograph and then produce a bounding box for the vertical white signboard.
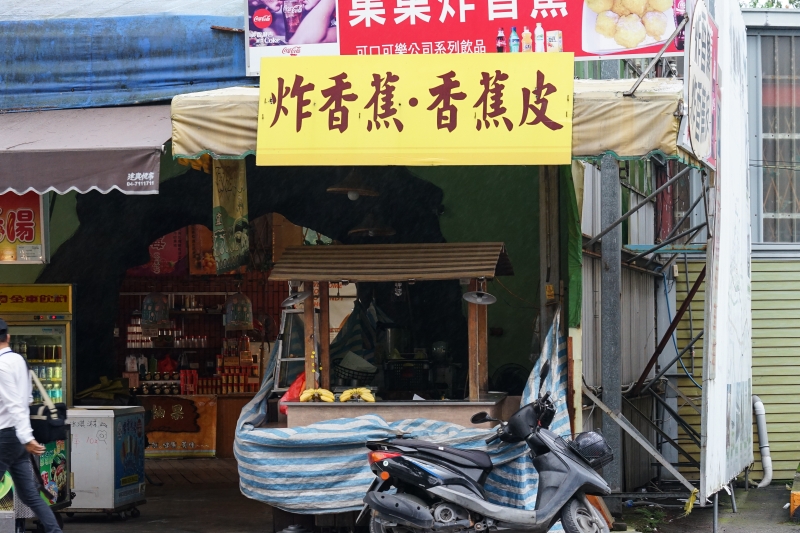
[699,0,753,502]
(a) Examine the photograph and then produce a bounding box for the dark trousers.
[0,428,62,533]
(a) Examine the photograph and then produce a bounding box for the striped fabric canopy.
[235,311,569,531]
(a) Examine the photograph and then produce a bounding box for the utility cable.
[661,272,702,390]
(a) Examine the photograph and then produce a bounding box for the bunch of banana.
[299,388,335,402]
[339,387,375,402]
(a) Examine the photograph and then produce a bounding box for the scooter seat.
[392,439,493,470]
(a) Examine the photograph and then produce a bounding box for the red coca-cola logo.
[252,9,273,29]
[282,46,302,55]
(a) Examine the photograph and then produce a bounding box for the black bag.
[29,370,68,443]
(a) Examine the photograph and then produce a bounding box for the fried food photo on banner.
[588,0,673,48]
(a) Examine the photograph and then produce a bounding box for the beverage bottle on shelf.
[496,28,506,53]
[673,0,686,51]
[522,26,532,52]
[509,26,520,52]
[534,23,545,52]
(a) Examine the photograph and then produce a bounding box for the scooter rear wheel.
[560,497,609,533]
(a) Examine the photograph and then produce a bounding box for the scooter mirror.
[470,412,498,424]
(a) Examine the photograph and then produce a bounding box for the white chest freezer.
[66,406,146,514]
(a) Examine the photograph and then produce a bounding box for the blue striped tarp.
[235,311,570,531]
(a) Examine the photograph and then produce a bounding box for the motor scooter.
[358,362,612,533]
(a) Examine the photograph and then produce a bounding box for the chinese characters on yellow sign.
[0,284,72,313]
[256,53,573,166]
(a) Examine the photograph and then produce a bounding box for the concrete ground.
[626,484,800,533]
[60,459,272,533]
[53,459,797,533]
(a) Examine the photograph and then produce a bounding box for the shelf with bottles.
[32,384,64,404]
[25,359,63,364]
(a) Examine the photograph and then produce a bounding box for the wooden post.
[477,291,489,396]
[467,279,489,400]
[303,281,317,389]
[319,282,331,391]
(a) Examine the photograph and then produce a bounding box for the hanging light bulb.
[327,168,379,201]
[348,210,395,237]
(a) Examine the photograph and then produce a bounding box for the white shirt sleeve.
[0,360,34,444]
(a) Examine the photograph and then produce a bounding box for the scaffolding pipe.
[584,166,692,248]
[645,189,706,268]
[631,266,706,396]
[641,329,703,394]
[626,222,707,263]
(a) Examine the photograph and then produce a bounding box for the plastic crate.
[563,431,613,469]
[333,358,376,385]
[384,360,430,391]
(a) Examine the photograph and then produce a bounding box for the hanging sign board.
[0,192,49,264]
[246,0,683,75]
[699,0,751,502]
[212,160,251,274]
[687,0,717,169]
[256,53,574,166]
[127,229,188,277]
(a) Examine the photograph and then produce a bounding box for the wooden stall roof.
[269,243,513,282]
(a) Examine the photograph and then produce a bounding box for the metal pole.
[624,15,688,97]
[641,330,704,394]
[632,266,706,396]
[626,222,708,263]
[600,154,623,497]
[713,492,719,533]
[585,166,692,248]
[730,483,738,513]
[645,189,707,267]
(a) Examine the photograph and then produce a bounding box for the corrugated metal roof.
[0,0,243,20]
[269,243,514,282]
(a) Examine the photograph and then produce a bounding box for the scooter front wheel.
[560,497,609,533]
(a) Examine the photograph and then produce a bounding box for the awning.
[572,78,686,160]
[0,105,172,195]
[172,79,687,162]
[269,243,513,283]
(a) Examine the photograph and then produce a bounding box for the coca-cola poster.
[246,0,683,75]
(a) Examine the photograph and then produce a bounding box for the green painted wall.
[410,166,539,375]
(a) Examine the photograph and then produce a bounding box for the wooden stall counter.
[139,393,257,459]
[285,392,508,428]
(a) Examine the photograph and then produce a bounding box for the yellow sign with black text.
[256,53,573,166]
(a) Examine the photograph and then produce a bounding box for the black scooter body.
[361,391,611,533]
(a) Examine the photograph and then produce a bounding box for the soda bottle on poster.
[673,0,686,51]
[496,28,506,53]
[522,26,533,52]
[509,27,520,52]
[534,23,545,52]
[284,0,303,41]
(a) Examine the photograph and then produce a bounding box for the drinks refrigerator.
[0,284,74,520]
[0,284,74,406]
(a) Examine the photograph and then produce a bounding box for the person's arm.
[289,0,336,44]
[0,361,34,445]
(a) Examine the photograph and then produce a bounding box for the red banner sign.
[246,0,683,75]
[127,229,188,277]
[0,192,47,263]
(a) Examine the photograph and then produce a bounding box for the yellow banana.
[299,389,315,402]
[360,391,376,402]
[319,394,335,402]
[318,389,335,400]
[340,389,355,402]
